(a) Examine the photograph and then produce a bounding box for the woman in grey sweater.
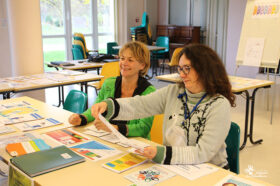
[91,44,235,168]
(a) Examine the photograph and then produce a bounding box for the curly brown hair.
[178,44,235,107]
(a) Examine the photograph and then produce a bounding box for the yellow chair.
[74,32,93,53]
[73,40,87,59]
[88,62,120,94]
[150,114,164,145]
[168,47,183,73]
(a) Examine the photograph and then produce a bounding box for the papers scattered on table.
[103,153,148,173]
[214,175,264,186]
[125,165,176,186]
[51,70,85,76]
[0,113,43,125]
[0,101,31,111]
[161,163,218,181]
[0,125,16,134]
[0,106,37,117]
[84,125,110,137]
[44,128,89,146]
[14,118,62,132]
[70,140,121,162]
[0,132,38,148]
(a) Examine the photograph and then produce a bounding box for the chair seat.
[88,82,101,90]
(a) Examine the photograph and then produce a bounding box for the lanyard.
[178,91,207,120]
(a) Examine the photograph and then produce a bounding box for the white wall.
[157,0,169,25]
[226,0,259,77]
[0,0,12,78]
[127,0,144,41]
[145,0,157,40]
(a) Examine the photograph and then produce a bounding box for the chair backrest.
[63,90,88,114]
[72,48,84,60]
[141,12,148,27]
[156,36,169,52]
[169,47,183,67]
[74,32,89,53]
[107,42,119,55]
[73,40,87,58]
[225,122,240,174]
[150,114,164,145]
[100,62,120,87]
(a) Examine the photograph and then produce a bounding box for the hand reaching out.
[91,102,108,119]
[136,146,157,159]
[68,114,81,126]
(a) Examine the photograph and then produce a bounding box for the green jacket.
[82,76,156,139]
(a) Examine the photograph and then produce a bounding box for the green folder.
[10,145,85,177]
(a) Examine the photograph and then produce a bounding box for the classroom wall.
[0,0,12,78]
[169,0,188,25]
[157,0,169,25]
[145,0,158,40]
[225,0,259,77]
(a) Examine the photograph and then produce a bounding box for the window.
[40,0,115,71]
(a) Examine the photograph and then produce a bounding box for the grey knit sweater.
[104,84,231,167]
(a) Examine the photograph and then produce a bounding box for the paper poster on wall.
[252,1,280,19]
[243,38,265,67]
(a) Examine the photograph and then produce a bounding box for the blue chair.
[130,12,148,35]
[63,90,88,114]
[151,36,170,75]
[107,42,119,55]
[225,122,240,174]
[72,48,84,60]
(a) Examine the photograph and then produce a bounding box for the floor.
[1,68,279,185]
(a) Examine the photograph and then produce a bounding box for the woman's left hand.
[93,119,111,132]
[136,146,157,159]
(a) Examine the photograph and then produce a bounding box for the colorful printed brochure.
[0,101,31,111]
[0,125,16,134]
[6,139,51,157]
[103,153,148,173]
[70,140,121,162]
[125,165,176,185]
[14,118,62,132]
[44,128,89,146]
[0,133,37,148]
[0,106,37,117]
[0,113,43,125]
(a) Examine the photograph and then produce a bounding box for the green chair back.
[107,42,119,55]
[74,36,86,49]
[63,90,88,114]
[225,122,240,174]
[73,43,86,59]
[155,36,169,53]
[72,48,84,60]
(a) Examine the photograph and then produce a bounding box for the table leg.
[54,86,62,107]
[240,90,250,150]
[249,88,263,145]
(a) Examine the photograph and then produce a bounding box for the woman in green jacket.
[68,41,156,139]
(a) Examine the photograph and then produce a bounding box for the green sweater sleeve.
[82,77,116,123]
[126,85,156,139]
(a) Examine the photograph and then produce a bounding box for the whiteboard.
[236,0,280,68]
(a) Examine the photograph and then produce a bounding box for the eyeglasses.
[177,65,191,75]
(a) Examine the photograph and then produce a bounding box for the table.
[0,71,103,107]
[156,73,275,150]
[46,60,105,74]
[0,97,272,186]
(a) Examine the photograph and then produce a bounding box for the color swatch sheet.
[6,139,51,157]
[103,153,148,173]
[44,128,89,146]
[70,141,121,162]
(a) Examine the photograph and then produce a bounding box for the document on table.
[161,163,218,180]
[98,114,145,151]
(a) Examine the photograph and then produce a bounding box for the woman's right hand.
[91,102,108,119]
[68,113,81,126]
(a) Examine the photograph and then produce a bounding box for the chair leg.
[162,59,165,74]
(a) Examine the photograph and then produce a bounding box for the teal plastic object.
[72,48,84,60]
[152,36,170,60]
[63,90,88,114]
[130,12,148,34]
[72,44,87,58]
[107,42,119,55]
[225,122,240,174]
[74,36,86,49]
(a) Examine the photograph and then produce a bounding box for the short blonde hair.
[119,41,150,76]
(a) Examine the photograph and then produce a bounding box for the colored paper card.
[161,163,218,180]
[0,113,43,125]
[14,118,62,132]
[6,139,51,157]
[0,133,37,148]
[214,175,263,186]
[0,101,30,111]
[70,141,121,162]
[125,165,176,185]
[102,153,148,173]
[0,106,37,117]
[44,128,89,146]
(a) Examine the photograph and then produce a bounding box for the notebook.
[10,145,85,177]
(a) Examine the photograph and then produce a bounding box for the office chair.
[73,40,87,59]
[150,114,164,145]
[107,42,119,55]
[72,48,84,60]
[63,90,88,114]
[152,36,170,75]
[168,47,183,73]
[225,122,240,174]
[88,62,120,94]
